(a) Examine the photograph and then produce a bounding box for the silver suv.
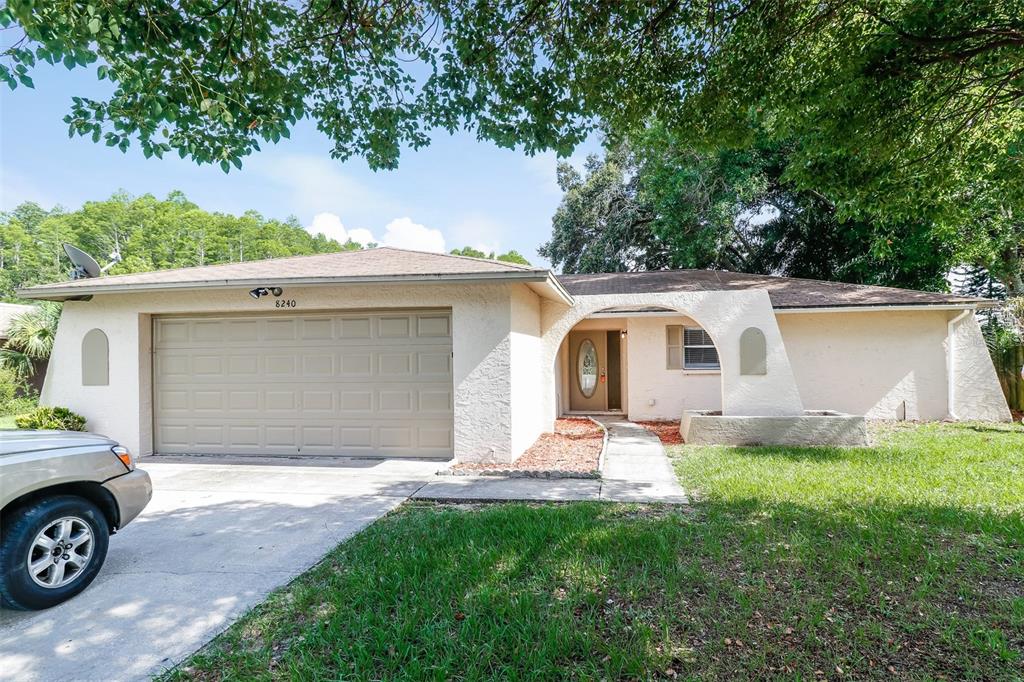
[0,430,152,610]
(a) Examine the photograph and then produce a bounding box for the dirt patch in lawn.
[451,418,604,476]
[637,420,683,445]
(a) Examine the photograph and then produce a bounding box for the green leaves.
[544,128,958,293]
[0,192,364,303]
[0,0,1019,267]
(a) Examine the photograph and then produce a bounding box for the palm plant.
[0,302,62,377]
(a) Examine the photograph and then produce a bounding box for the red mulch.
[637,420,684,445]
[1013,409,1024,423]
[453,418,604,473]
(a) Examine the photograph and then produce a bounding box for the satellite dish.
[62,243,123,280]
[63,243,101,280]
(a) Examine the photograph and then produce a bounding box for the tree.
[539,146,671,273]
[450,247,488,260]
[4,2,1019,289]
[0,302,61,378]
[495,250,530,265]
[543,132,951,292]
[0,192,359,301]
[450,247,530,265]
[3,2,1020,185]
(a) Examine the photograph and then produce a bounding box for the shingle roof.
[556,270,991,309]
[18,247,546,298]
[17,245,991,310]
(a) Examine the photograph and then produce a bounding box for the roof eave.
[16,270,559,302]
[774,302,989,313]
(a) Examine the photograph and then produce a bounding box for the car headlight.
[112,446,134,471]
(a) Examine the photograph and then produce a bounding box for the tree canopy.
[3,1,1021,227]
[0,192,356,301]
[450,247,530,265]
[540,129,991,293]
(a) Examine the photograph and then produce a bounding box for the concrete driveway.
[0,457,439,682]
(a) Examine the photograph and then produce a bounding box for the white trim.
[775,304,983,314]
[592,303,988,318]
[19,270,574,304]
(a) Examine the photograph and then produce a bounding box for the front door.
[569,330,607,411]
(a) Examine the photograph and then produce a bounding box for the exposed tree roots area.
[166,422,1023,681]
[452,418,603,474]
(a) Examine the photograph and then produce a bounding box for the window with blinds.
[667,325,720,370]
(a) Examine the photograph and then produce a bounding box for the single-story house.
[18,247,1011,462]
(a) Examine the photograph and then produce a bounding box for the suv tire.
[0,495,110,610]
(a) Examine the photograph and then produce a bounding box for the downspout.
[946,309,972,420]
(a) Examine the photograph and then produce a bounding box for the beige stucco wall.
[625,315,722,420]
[949,311,1013,421]
[40,282,542,463]
[540,290,805,426]
[776,309,1009,421]
[509,285,546,457]
[40,278,1009,468]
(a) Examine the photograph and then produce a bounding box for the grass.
[167,422,1024,681]
[0,415,17,429]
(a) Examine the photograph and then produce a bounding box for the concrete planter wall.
[681,410,868,447]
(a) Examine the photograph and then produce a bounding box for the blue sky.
[1,63,601,267]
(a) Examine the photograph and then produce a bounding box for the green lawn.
[167,422,1024,681]
[0,415,17,429]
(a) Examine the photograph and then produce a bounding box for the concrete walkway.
[414,417,687,504]
[0,458,438,682]
[597,417,688,503]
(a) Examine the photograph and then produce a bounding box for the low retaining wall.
[681,410,868,447]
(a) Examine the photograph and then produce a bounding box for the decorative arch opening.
[739,327,767,376]
[549,304,723,418]
[82,328,109,386]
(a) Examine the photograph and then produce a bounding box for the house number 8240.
[275,299,297,308]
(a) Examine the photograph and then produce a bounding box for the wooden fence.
[994,344,1024,412]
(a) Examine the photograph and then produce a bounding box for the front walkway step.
[593,417,688,504]
[415,418,688,504]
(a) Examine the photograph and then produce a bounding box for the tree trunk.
[1017,346,1024,411]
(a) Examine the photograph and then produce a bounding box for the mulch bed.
[636,420,684,445]
[451,418,604,476]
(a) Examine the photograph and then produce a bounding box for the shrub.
[0,366,37,416]
[15,406,87,431]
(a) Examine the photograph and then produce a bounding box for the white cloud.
[307,213,446,252]
[305,212,378,247]
[306,212,352,243]
[347,228,376,245]
[378,217,446,253]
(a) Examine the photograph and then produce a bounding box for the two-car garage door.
[153,310,453,458]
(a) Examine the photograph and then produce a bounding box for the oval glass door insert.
[577,339,598,398]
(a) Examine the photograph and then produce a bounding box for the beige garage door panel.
[153,311,453,457]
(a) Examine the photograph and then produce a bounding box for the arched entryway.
[554,305,724,418]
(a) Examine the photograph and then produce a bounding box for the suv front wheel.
[0,495,110,610]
